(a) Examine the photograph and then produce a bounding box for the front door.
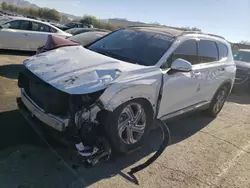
[157,39,203,119]
[0,20,31,50]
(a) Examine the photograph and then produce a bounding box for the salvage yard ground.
[0,50,250,188]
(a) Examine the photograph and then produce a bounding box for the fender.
[99,73,162,116]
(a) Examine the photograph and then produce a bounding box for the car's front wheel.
[104,99,153,154]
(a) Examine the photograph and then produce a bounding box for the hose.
[128,119,170,185]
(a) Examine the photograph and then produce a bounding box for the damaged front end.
[17,67,112,166]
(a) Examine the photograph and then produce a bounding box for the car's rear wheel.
[104,99,153,154]
[205,85,230,117]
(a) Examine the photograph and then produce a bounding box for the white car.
[0,16,72,51]
[17,26,236,156]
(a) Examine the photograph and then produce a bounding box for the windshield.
[87,29,174,66]
[234,51,250,62]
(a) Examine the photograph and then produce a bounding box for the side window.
[164,39,197,68]
[198,40,218,63]
[32,22,56,33]
[4,20,30,30]
[217,42,228,60]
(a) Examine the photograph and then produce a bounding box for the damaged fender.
[98,69,163,117]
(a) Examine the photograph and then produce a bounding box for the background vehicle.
[53,22,91,31]
[65,28,111,36]
[69,31,110,46]
[233,49,250,88]
[50,22,70,31]
[36,31,110,54]
[18,26,235,155]
[0,16,72,51]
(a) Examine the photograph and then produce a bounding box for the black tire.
[205,85,230,117]
[104,99,153,155]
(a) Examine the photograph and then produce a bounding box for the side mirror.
[171,58,192,72]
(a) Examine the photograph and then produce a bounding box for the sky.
[29,0,250,42]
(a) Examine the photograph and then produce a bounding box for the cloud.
[72,0,81,7]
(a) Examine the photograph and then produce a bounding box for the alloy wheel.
[117,103,146,144]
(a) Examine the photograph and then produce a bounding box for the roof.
[128,26,183,37]
[7,16,64,32]
[127,25,225,40]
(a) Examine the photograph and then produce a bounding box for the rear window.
[217,42,228,60]
[198,40,218,63]
[88,29,174,66]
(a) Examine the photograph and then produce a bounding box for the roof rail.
[127,24,168,28]
[181,31,225,40]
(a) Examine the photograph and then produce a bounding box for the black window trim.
[197,38,220,64]
[216,41,229,61]
[215,41,220,61]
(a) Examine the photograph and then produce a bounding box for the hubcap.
[213,89,227,113]
[118,103,146,144]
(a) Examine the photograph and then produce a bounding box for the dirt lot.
[0,51,250,188]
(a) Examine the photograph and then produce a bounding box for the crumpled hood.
[24,46,144,94]
[235,60,250,70]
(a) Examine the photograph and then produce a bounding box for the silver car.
[0,16,72,51]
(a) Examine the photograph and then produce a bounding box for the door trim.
[160,101,210,121]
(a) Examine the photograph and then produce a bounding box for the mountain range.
[0,0,180,29]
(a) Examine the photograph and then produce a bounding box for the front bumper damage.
[19,89,69,132]
[18,87,111,167]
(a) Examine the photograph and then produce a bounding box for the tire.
[104,99,153,155]
[205,85,230,117]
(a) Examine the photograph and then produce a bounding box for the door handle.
[218,67,225,71]
[193,72,201,78]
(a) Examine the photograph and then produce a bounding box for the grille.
[18,68,70,115]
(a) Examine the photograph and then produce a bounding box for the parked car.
[36,31,110,54]
[50,22,69,31]
[17,26,235,157]
[64,22,89,29]
[65,28,111,36]
[233,49,250,88]
[0,17,72,51]
[68,31,110,45]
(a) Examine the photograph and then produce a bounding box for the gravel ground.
[0,50,250,188]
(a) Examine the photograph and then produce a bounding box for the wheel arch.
[99,84,159,117]
[218,79,233,93]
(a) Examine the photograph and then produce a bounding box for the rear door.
[0,20,31,50]
[29,21,57,51]
[195,39,227,102]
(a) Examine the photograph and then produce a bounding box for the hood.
[23,46,145,94]
[235,60,250,69]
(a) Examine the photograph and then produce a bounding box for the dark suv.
[233,49,250,88]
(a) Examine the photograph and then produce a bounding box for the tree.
[79,15,116,30]
[239,40,250,44]
[1,2,7,10]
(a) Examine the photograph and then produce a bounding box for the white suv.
[17,26,236,154]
